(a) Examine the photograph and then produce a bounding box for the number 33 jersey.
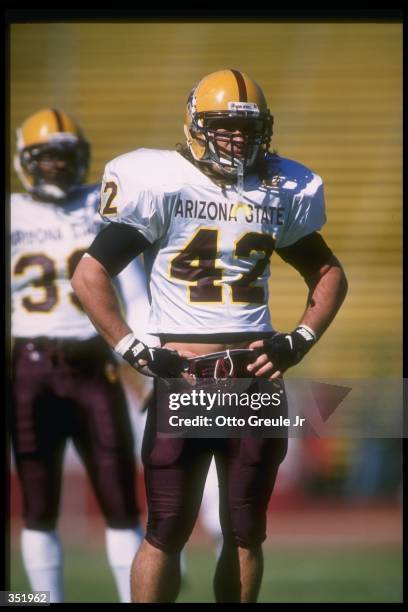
[11,185,103,339]
[101,149,327,336]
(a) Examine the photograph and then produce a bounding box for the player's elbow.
[330,257,348,305]
[71,254,106,296]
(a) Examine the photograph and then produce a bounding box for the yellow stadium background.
[9,21,402,379]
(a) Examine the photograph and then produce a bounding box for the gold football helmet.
[184,69,273,176]
[14,108,90,200]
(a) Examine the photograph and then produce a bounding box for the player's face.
[36,149,77,192]
[208,119,247,161]
[206,117,264,175]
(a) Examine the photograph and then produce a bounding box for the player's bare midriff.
[164,340,250,357]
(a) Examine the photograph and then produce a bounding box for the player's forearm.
[299,256,348,340]
[71,255,131,348]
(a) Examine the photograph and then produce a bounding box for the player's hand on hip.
[115,334,190,378]
[247,325,317,380]
[247,339,284,379]
[134,345,190,378]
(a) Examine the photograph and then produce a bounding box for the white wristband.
[296,324,317,342]
[114,332,137,356]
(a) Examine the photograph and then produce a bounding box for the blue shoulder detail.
[264,155,316,192]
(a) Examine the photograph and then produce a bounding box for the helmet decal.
[186,88,197,117]
[228,101,260,113]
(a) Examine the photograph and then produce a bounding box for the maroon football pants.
[10,336,139,531]
[142,382,287,552]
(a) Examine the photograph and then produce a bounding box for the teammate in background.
[72,69,348,602]
[10,109,143,603]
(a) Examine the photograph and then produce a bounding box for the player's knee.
[230,511,266,549]
[145,515,192,553]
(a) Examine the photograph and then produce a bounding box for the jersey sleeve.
[275,173,327,249]
[99,151,166,244]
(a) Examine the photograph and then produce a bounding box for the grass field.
[9,544,402,603]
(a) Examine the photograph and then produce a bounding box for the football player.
[10,109,143,603]
[72,69,348,602]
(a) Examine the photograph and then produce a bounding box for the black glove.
[257,325,316,371]
[122,338,189,378]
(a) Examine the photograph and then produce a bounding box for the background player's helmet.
[184,69,273,175]
[14,108,90,200]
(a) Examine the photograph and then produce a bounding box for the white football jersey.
[101,149,327,336]
[11,185,104,339]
